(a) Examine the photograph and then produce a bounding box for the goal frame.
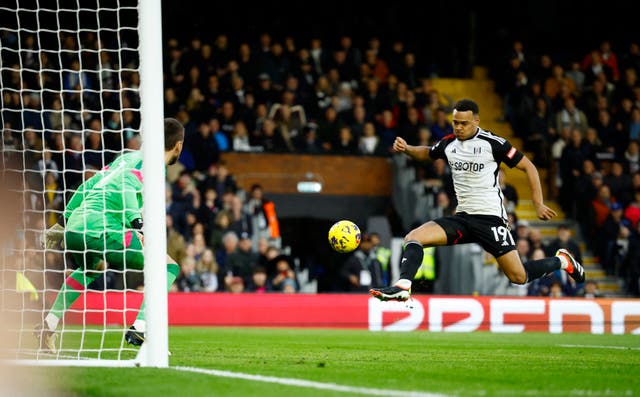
[7,0,169,368]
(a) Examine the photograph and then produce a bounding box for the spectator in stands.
[430,107,454,141]
[583,50,614,87]
[559,128,589,216]
[515,219,531,243]
[228,276,245,293]
[377,109,399,153]
[566,60,586,94]
[246,266,272,293]
[599,40,620,82]
[597,201,624,275]
[498,169,519,213]
[341,234,384,292]
[333,126,359,155]
[196,248,219,292]
[296,123,323,154]
[176,257,202,292]
[623,140,640,180]
[63,134,84,190]
[555,95,589,136]
[546,223,582,265]
[216,230,239,275]
[166,183,188,237]
[231,120,252,152]
[583,127,604,163]
[549,280,564,297]
[200,161,237,198]
[205,118,228,153]
[188,121,220,175]
[516,238,531,264]
[588,183,614,243]
[225,231,258,289]
[527,227,546,253]
[526,96,554,167]
[83,130,106,169]
[605,160,634,207]
[208,210,232,252]
[624,189,640,230]
[545,64,577,106]
[622,219,640,296]
[358,121,385,156]
[188,231,207,261]
[42,172,63,228]
[579,280,604,298]
[166,213,187,265]
[36,149,60,183]
[268,103,306,152]
[244,183,280,245]
[228,194,253,239]
[429,190,455,220]
[270,254,298,293]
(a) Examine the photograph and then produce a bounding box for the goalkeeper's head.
[164,117,185,166]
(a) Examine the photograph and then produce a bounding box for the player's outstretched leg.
[370,240,423,302]
[556,248,585,283]
[33,324,57,353]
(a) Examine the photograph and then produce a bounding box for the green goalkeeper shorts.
[65,230,144,271]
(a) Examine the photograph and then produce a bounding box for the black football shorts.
[433,212,516,258]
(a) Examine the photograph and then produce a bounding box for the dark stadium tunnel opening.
[279,217,353,292]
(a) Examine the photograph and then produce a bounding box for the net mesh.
[1,0,144,361]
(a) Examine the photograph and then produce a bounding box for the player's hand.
[43,223,65,249]
[534,203,557,221]
[392,137,408,153]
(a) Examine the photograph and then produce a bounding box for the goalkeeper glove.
[43,223,65,249]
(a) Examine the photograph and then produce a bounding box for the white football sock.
[394,279,412,289]
[44,313,59,331]
[133,319,146,333]
[557,255,569,270]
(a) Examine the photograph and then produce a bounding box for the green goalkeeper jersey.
[65,151,144,237]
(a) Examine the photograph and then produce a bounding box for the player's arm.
[44,170,104,249]
[514,156,557,220]
[123,171,144,235]
[392,137,431,161]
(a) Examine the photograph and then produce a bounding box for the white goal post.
[0,0,168,367]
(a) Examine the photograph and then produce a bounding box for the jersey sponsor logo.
[450,160,486,172]
[506,147,516,159]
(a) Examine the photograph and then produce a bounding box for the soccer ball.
[328,220,361,253]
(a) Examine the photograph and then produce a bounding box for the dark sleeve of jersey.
[494,139,524,168]
[429,135,453,160]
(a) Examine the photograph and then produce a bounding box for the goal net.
[0,0,168,366]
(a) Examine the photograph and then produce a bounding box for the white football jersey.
[430,127,523,221]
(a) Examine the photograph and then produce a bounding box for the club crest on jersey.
[473,147,482,154]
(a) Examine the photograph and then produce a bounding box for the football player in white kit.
[370,99,584,301]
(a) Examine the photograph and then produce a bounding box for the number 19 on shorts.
[491,226,515,246]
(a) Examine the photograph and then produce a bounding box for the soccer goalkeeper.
[35,118,185,353]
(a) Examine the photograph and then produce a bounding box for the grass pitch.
[24,327,640,396]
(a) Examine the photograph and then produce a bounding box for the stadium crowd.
[2,28,639,296]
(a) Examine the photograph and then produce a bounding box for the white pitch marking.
[558,344,640,350]
[173,366,449,397]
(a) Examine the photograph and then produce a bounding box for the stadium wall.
[220,152,393,196]
[63,292,640,335]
